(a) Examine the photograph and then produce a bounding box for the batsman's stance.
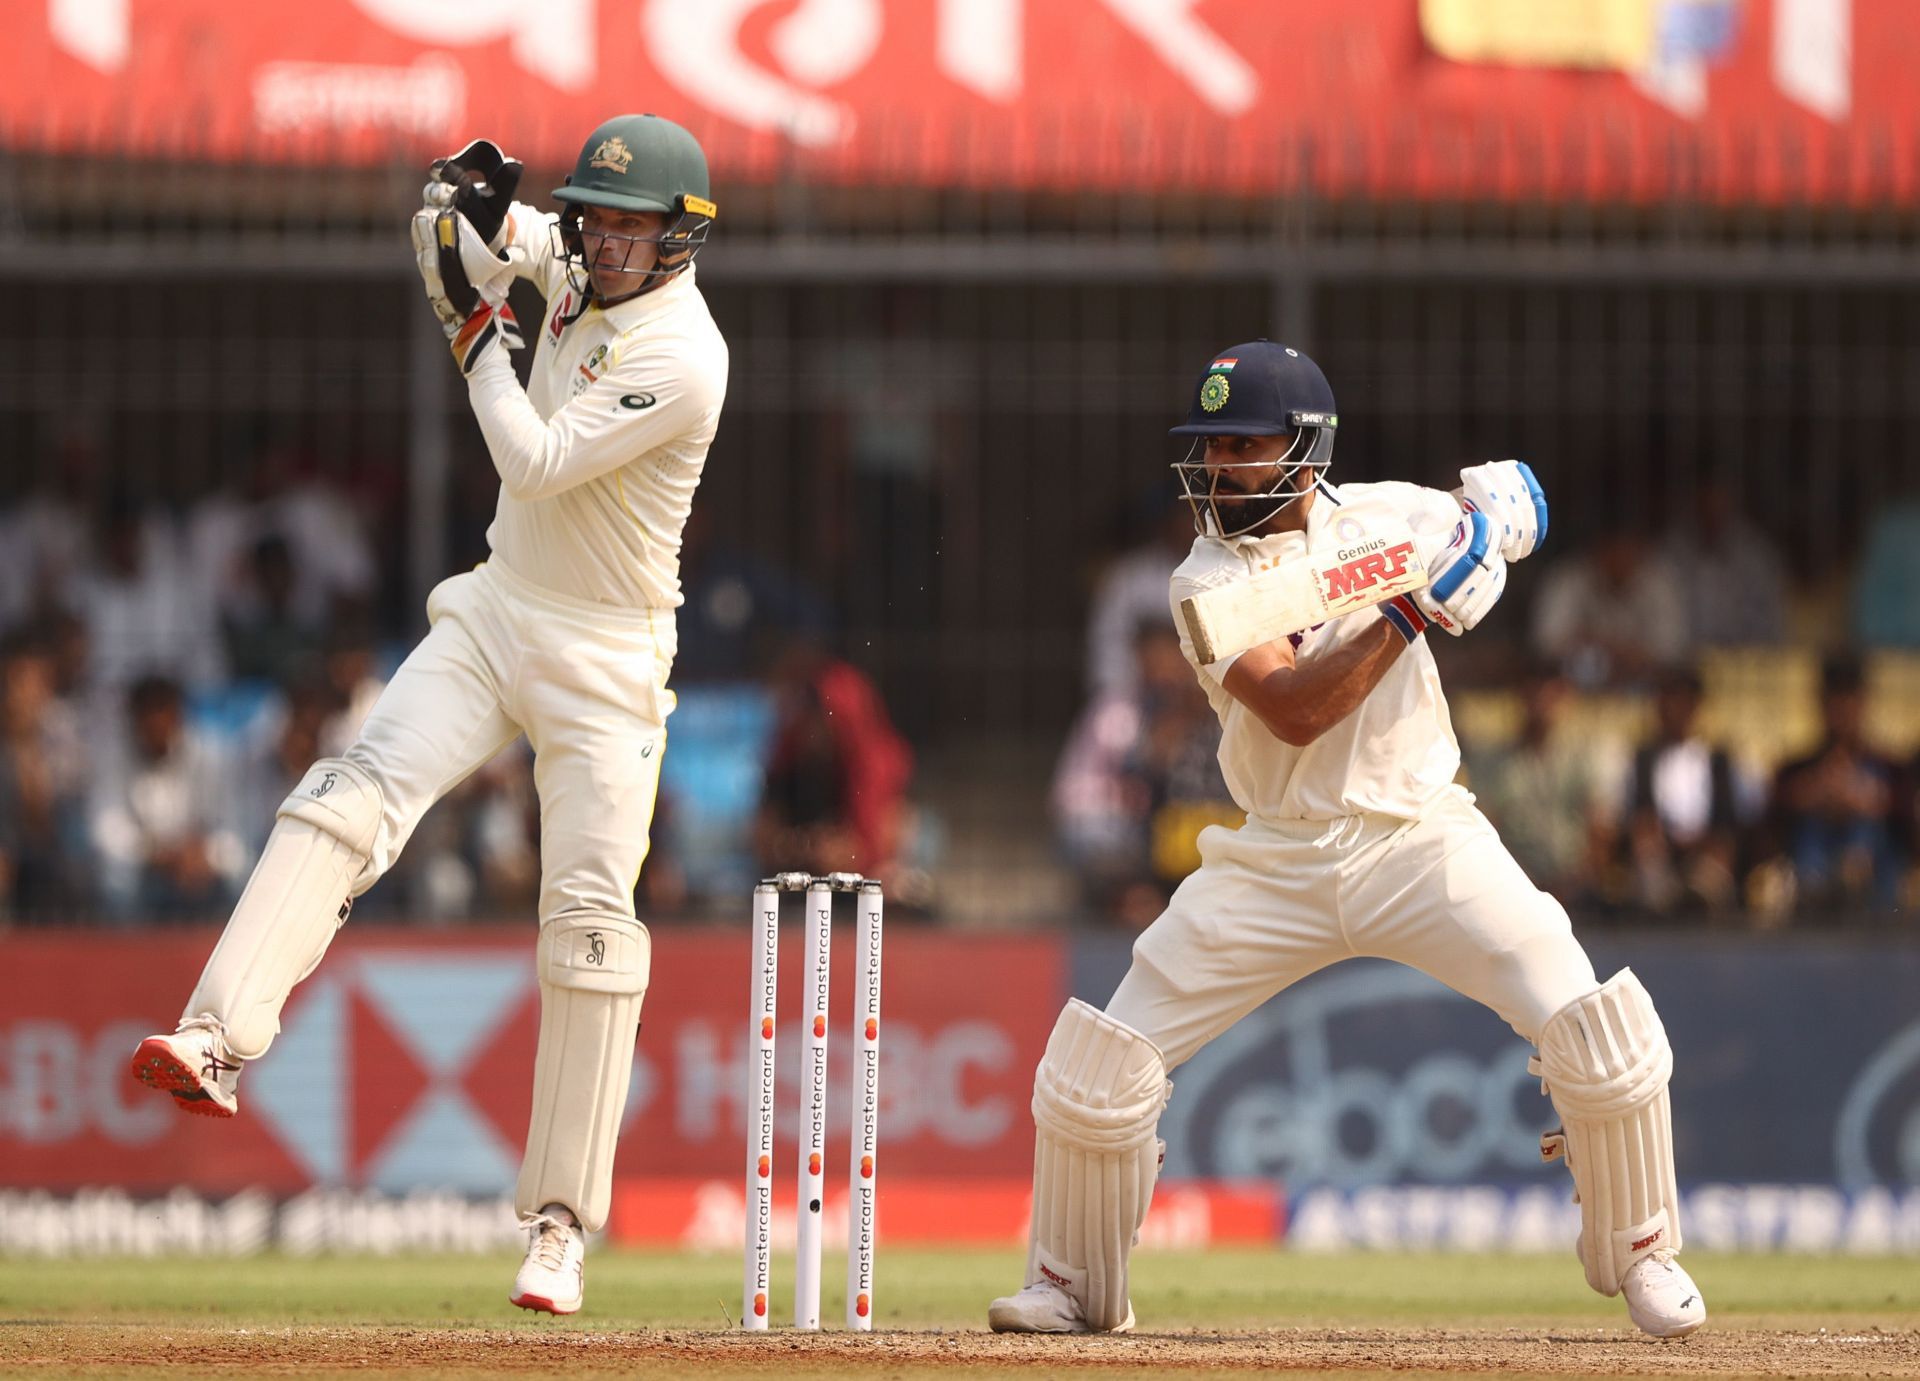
[989,342,1705,1338]
[130,115,729,1315]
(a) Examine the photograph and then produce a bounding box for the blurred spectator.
[223,534,321,684]
[0,634,88,920]
[754,641,914,880]
[318,624,388,757]
[1464,662,1619,905]
[0,437,97,636]
[88,675,244,920]
[1661,481,1786,646]
[233,679,334,856]
[1531,527,1687,687]
[1620,668,1743,917]
[259,450,379,629]
[674,506,832,684]
[1769,656,1901,911]
[74,498,226,697]
[1853,499,1920,647]
[1085,504,1194,697]
[1055,622,1235,926]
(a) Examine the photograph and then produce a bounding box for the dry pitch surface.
[3,1249,1916,1379]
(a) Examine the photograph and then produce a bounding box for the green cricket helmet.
[551,114,716,304]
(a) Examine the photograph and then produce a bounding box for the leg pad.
[1026,999,1170,1331]
[514,912,652,1234]
[184,759,381,1059]
[1537,968,1682,1295]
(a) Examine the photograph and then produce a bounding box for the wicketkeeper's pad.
[184,758,381,1059]
[1025,999,1170,1331]
[515,912,651,1234]
[1535,968,1683,1295]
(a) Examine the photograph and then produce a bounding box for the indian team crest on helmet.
[590,137,634,174]
[1200,373,1231,412]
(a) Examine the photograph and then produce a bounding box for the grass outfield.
[2,1249,1916,1378]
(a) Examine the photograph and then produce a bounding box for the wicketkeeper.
[131,114,729,1316]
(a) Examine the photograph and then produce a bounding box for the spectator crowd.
[0,448,925,926]
[1,448,1914,931]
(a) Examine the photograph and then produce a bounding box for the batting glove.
[1387,509,1507,639]
[1458,460,1548,561]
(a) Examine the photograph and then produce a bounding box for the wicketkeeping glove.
[410,205,523,375]
[1383,509,1508,639]
[1458,459,1548,561]
[422,139,524,250]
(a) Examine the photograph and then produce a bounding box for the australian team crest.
[1200,372,1231,413]
[590,137,633,174]
[571,342,612,397]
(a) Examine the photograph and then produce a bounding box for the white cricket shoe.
[1623,1250,1706,1338]
[988,1279,1134,1334]
[129,1017,241,1118]
[510,1204,585,1315]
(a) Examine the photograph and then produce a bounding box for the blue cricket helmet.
[1170,341,1339,537]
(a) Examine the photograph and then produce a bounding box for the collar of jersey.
[1219,478,1345,556]
[595,261,697,333]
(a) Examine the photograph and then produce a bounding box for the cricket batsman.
[129,114,729,1315]
[989,341,1705,1338]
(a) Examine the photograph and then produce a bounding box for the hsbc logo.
[249,953,535,1191]
[1321,540,1416,601]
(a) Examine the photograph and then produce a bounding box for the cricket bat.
[1179,517,1429,663]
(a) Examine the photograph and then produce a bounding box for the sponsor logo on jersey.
[1321,539,1417,601]
[549,292,576,342]
[619,392,658,411]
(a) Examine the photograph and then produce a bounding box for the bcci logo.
[1200,373,1230,413]
[589,137,634,175]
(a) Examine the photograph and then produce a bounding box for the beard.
[1209,481,1301,536]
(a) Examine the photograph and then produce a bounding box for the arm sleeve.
[464,341,720,502]
[496,201,567,298]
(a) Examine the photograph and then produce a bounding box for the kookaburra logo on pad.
[586,932,606,966]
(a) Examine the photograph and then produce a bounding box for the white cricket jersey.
[461,201,730,610]
[1169,480,1465,823]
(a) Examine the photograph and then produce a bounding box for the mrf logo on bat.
[1321,539,1418,603]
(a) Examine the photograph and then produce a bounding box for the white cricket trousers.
[1111,785,1598,1068]
[343,559,675,921]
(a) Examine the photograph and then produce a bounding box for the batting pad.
[1536,968,1681,1295]
[515,912,651,1233]
[1027,999,1171,1331]
[184,758,382,1059]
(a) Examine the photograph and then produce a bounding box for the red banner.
[2,1,1915,203]
[0,927,1062,1195]
[607,1176,1281,1247]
